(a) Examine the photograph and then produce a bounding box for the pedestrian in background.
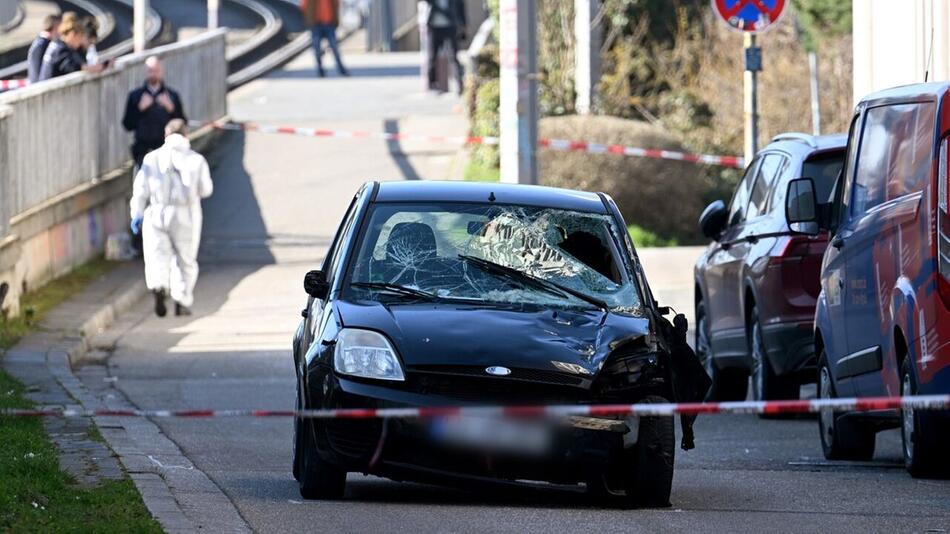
[122,56,187,167]
[38,11,76,81]
[84,17,100,66]
[26,14,61,83]
[424,0,466,95]
[45,16,106,79]
[130,119,213,318]
[301,0,349,77]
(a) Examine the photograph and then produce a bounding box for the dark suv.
[694,133,846,401]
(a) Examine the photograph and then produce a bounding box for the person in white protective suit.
[130,119,213,317]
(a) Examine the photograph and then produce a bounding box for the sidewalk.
[0,262,248,533]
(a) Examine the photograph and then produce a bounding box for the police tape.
[2,395,948,419]
[0,79,29,91]
[194,120,746,169]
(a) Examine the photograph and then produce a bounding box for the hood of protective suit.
[157,133,192,175]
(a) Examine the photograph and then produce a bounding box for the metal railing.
[0,30,228,237]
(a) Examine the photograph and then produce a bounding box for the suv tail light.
[770,235,828,300]
[936,137,950,309]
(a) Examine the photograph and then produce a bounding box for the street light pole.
[133,0,148,53]
[499,0,538,185]
[574,0,601,115]
[208,0,220,29]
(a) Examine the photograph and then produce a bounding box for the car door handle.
[746,235,758,244]
[838,279,844,289]
[831,236,845,249]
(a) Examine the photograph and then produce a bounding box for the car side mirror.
[698,200,728,241]
[785,178,820,236]
[304,270,330,300]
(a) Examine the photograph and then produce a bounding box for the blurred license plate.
[429,416,552,455]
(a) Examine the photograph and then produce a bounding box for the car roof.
[765,133,847,159]
[860,81,950,107]
[372,181,609,213]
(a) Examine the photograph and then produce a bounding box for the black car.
[292,181,709,507]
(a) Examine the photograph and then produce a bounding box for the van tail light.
[936,137,950,309]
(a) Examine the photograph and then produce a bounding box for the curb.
[69,276,147,367]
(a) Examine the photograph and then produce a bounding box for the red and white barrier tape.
[3,395,948,419]
[0,79,29,92]
[197,120,746,169]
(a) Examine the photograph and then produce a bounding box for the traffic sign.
[712,0,786,33]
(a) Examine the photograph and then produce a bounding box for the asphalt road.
[91,51,950,533]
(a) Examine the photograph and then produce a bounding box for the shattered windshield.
[345,203,642,312]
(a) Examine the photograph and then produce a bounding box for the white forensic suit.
[130,133,213,308]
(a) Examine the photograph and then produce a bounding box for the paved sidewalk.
[0,262,250,533]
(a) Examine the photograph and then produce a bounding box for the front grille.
[406,371,589,405]
[411,365,585,386]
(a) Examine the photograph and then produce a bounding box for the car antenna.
[488,192,496,202]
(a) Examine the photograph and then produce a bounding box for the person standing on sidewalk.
[300,0,349,77]
[424,0,466,94]
[122,56,187,167]
[129,119,213,318]
[26,14,61,83]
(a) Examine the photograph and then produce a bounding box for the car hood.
[335,300,652,376]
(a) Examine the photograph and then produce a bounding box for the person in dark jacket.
[424,0,466,94]
[27,14,61,83]
[122,56,187,167]
[44,16,106,80]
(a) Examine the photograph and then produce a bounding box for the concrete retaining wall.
[0,31,228,318]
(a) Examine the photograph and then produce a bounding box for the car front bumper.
[310,373,631,485]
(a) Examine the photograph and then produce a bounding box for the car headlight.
[333,328,405,381]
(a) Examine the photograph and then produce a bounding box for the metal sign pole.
[743,32,760,166]
[133,0,148,53]
[208,0,220,29]
[499,0,538,185]
[809,51,821,135]
[574,0,600,115]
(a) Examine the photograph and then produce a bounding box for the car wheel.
[625,395,675,508]
[817,352,875,461]
[696,299,746,401]
[901,359,949,478]
[749,307,799,403]
[298,416,347,499]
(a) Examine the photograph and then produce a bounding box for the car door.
[705,157,760,362]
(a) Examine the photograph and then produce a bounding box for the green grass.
[0,372,162,533]
[1,258,116,350]
[0,256,161,532]
[463,160,501,183]
[628,224,679,248]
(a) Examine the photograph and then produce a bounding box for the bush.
[470,78,501,170]
[539,115,711,244]
[628,224,678,247]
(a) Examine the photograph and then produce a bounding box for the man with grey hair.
[130,119,213,317]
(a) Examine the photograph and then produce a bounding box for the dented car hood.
[335,300,651,377]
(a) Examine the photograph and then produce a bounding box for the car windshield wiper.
[350,282,438,300]
[457,254,609,311]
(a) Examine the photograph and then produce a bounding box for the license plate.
[429,416,553,455]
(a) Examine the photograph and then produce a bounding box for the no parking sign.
[712,0,786,33]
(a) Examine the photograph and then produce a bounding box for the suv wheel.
[696,298,747,401]
[817,352,875,461]
[749,307,799,403]
[901,359,949,478]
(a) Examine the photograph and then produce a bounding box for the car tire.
[901,359,950,478]
[625,395,675,508]
[817,352,875,461]
[298,417,347,500]
[696,298,747,401]
[749,307,799,404]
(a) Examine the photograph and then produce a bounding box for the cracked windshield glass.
[347,203,641,311]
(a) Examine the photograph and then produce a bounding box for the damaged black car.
[292,181,710,507]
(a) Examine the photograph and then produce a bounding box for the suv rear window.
[803,152,844,203]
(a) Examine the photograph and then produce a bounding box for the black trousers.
[428,27,463,87]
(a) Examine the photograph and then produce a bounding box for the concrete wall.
[0,30,228,318]
[853,0,950,104]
